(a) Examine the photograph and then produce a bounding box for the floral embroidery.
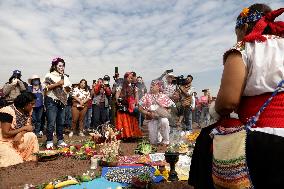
[139,92,175,111]
[11,105,30,129]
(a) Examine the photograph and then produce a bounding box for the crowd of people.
[0,60,213,151]
[1,2,283,188]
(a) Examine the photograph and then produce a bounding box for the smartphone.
[115,67,118,74]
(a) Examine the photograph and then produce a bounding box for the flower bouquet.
[99,140,120,167]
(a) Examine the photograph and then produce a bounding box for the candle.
[90,157,98,170]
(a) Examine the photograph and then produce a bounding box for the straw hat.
[28,75,40,85]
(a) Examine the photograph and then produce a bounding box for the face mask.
[32,80,40,85]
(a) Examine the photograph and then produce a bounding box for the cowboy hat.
[28,75,40,85]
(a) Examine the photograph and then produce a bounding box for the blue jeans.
[183,106,193,131]
[84,108,92,129]
[32,106,43,135]
[64,105,72,128]
[45,96,65,142]
[200,106,210,127]
[138,112,145,129]
[91,104,108,129]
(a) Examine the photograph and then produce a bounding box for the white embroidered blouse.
[233,35,284,96]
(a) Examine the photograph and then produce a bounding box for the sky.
[0,0,283,96]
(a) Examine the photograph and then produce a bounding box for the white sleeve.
[191,95,195,109]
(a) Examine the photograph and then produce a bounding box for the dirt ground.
[0,137,194,189]
[0,123,197,189]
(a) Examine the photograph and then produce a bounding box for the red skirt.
[115,112,142,139]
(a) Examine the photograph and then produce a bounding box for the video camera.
[174,75,187,85]
[12,70,22,79]
[166,69,173,74]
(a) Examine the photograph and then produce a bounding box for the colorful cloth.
[105,166,152,183]
[0,105,39,167]
[102,165,164,185]
[211,120,252,189]
[139,92,175,111]
[65,177,123,189]
[163,83,176,98]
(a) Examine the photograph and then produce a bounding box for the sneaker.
[79,132,85,137]
[57,141,68,148]
[46,143,54,149]
[68,131,73,138]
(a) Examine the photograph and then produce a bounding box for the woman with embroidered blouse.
[0,92,39,167]
[189,4,284,189]
[138,80,175,145]
[69,79,90,137]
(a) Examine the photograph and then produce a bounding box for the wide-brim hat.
[28,75,40,85]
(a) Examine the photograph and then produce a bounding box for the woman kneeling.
[0,92,39,167]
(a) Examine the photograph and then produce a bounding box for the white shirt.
[237,35,284,96]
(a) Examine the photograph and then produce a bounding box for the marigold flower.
[240,8,249,17]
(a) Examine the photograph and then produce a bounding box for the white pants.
[148,118,170,145]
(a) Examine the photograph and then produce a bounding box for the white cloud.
[0,0,283,96]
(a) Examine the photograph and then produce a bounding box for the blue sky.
[0,0,283,96]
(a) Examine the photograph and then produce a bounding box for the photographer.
[177,75,195,131]
[103,75,113,124]
[3,70,27,105]
[199,89,212,127]
[91,78,111,130]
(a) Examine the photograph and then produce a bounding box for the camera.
[12,73,21,79]
[103,75,110,87]
[174,75,187,85]
[202,89,209,93]
[103,80,110,87]
[166,69,173,73]
[117,97,128,112]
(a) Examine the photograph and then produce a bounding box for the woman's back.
[236,35,284,96]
